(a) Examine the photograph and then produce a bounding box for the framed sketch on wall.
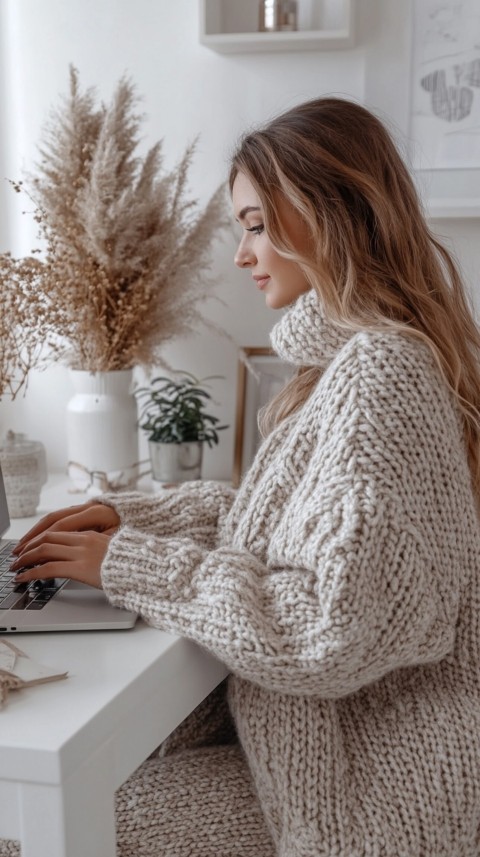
[232,347,294,487]
[409,0,480,217]
[364,0,480,219]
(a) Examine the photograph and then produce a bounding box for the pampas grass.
[0,66,229,391]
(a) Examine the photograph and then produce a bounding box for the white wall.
[0,0,479,480]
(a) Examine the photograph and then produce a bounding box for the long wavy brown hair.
[229,97,480,495]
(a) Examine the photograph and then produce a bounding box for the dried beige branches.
[0,66,229,393]
[0,250,65,399]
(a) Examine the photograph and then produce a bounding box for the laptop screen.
[0,464,11,537]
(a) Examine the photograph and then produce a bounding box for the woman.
[5,97,480,856]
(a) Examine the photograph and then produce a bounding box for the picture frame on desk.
[232,347,293,488]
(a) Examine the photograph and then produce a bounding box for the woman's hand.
[10,530,111,589]
[9,501,121,589]
[12,501,121,555]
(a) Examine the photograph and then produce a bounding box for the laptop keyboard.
[0,540,66,610]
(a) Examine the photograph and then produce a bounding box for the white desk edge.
[0,474,229,854]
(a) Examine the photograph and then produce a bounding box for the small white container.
[0,431,48,518]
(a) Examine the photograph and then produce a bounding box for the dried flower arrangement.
[0,253,64,399]
[0,66,229,382]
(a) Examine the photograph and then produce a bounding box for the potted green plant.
[135,372,228,483]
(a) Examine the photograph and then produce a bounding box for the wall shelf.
[427,199,480,220]
[199,0,355,53]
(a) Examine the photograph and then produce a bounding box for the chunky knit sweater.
[100,290,480,856]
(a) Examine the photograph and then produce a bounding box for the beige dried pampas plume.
[2,66,230,381]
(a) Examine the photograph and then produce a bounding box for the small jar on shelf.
[259,0,298,32]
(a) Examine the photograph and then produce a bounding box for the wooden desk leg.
[18,749,117,857]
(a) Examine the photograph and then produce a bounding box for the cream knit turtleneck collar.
[269,288,352,368]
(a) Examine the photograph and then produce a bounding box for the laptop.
[0,465,137,633]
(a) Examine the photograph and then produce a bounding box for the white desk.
[0,476,229,857]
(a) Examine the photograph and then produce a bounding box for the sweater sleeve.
[96,480,236,550]
[101,337,463,698]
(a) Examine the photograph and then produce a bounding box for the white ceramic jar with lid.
[0,431,48,518]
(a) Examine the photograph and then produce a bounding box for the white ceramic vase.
[66,369,138,492]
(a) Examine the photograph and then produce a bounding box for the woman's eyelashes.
[246,224,264,235]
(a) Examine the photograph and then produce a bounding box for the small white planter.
[66,369,139,491]
[148,440,203,484]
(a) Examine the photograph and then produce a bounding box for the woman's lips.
[253,275,270,290]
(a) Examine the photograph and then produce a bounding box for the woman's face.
[232,171,311,310]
